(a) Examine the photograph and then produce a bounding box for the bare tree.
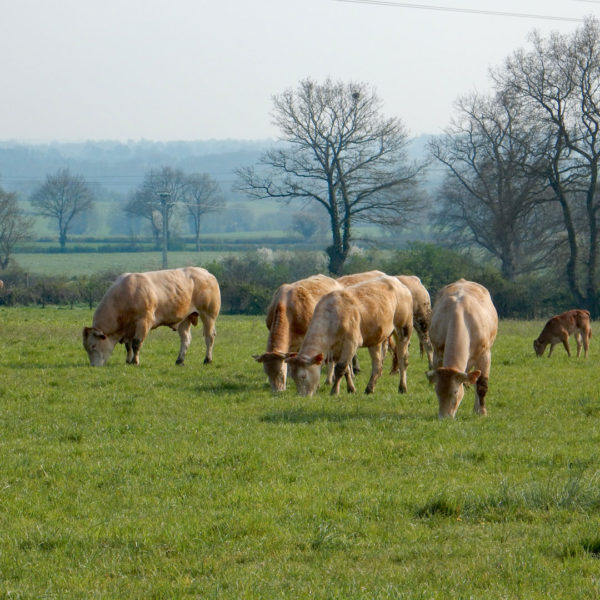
[124,166,186,248]
[430,90,555,280]
[30,168,94,251]
[497,17,600,313]
[236,78,426,274]
[0,186,32,269]
[182,173,225,251]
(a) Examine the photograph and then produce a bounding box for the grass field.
[12,251,229,277]
[1,308,600,598]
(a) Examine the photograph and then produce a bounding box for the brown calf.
[533,309,591,358]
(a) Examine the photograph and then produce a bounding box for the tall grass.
[0,309,599,598]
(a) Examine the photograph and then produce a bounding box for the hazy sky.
[1,0,597,142]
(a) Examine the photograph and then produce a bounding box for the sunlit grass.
[0,309,599,597]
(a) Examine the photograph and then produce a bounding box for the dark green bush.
[0,245,579,317]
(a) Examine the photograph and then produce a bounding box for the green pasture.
[1,309,600,598]
[12,251,229,277]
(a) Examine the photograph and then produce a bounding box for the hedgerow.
[0,245,573,318]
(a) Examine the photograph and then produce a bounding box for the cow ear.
[284,352,298,363]
[93,328,107,340]
[253,354,265,363]
[467,370,481,385]
[457,370,480,385]
[426,370,436,384]
[311,353,324,365]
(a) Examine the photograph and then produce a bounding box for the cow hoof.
[203,357,212,364]
[175,358,184,365]
[398,386,407,394]
[365,387,373,395]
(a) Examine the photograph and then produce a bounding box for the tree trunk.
[326,244,346,275]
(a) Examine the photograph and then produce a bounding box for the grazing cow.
[285,275,413,396]
[82,266,220,366]
[336,270,386,373]
[253,274,342,391]
[533,309,591,358]
[426,279,498,419]
[390,275,433,370]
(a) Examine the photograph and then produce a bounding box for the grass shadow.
[260,407,409,424]
[194,380,264,395]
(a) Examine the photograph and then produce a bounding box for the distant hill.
[0,137,440,241]
[0,139,272,196]
[0,136,437,194]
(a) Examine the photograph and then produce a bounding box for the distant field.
[13,251,230,276]
[1,311,599,598]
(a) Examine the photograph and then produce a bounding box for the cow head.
[533,338,546,357]
[253,351,288,392]
[426,367,480,419]
[284,352,324,396]
[82,327,116,366]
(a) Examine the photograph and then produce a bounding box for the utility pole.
[158,192,170,269]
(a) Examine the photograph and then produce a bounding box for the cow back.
[431,279,498,370]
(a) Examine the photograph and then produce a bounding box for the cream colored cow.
[253,274,342,391]
[396,275,433,368]
[336,270,386,374]
[83,267,220,366]
[285,275,413,396]
[427,279,498,419]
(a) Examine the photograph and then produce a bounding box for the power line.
[332,0,586,22]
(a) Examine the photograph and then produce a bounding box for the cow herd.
[79,266,592,419]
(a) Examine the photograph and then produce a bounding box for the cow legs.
[394,329,410,394]
[575,331,583,357]
[124,340,134,363]
[129,320,150,365]
[345,366,355,393]
[325,353,335,385]
[419,331,434,370]
[560,332,571,357]
[365,345,384,394]
[583,330,590,358]
[176,318,193,365]
[473,353,491,415]
[200,313,217,364]
[388,335,399,374]
[331,362,354,395]
[130,338,142,365]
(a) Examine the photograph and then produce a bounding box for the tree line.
[0,245,567,319]
[3,18,600,313]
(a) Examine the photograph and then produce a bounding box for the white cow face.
[253,351,288,392]
[285,353,323,396]
[82,327,116,366]
[427,367,480,419]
